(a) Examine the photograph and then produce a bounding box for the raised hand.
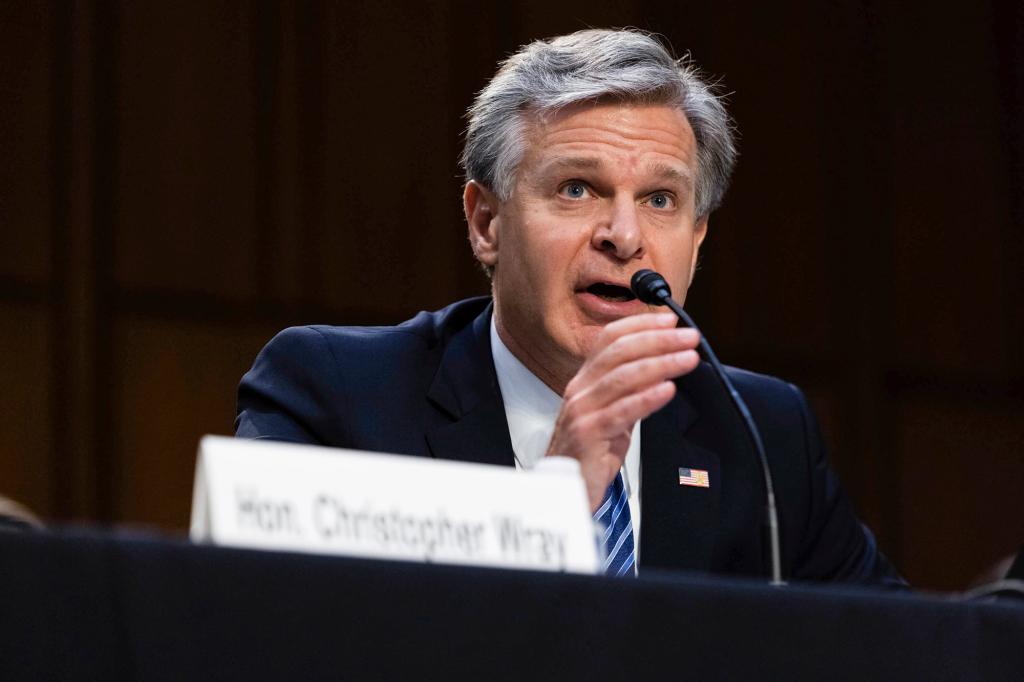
[545,312,701,511]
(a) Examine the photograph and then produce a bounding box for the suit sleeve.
[786,383,908,588]
[235,326,342,444]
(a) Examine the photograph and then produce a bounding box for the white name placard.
[190,436,599,574]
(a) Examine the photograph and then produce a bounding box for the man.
[237,29,904,585]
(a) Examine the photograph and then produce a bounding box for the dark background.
[1,0,1022,591]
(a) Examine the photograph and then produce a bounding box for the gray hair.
[461,29,737,219]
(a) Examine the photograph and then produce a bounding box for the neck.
[493,313,577,397]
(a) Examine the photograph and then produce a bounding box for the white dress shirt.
[490,317,642,563]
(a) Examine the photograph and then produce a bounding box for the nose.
[592,197,644,261]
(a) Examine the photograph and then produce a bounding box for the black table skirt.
[2,529,1022,681]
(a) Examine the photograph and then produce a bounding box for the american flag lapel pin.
[678,467,710,488]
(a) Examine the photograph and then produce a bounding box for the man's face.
[468,102,707,391]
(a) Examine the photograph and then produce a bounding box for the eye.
[558,181,590,200]
[645,192,676,210]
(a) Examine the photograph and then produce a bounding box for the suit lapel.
[425,304,516,468]
[640,365,722,572]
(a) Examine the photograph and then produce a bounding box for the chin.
[567,325,603,361]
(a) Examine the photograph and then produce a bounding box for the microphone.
[631,269,785,586]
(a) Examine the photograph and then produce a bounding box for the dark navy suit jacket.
[236,297,904,585]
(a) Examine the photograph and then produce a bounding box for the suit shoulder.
[235,297,491,443]
[723,365,805,411]
[296,296,491,364]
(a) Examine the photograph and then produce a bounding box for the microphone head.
[630,269,673,305]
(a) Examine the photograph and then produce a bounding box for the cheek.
[515,224,576,286]
[654,240,698,297]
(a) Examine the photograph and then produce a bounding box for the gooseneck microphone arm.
[631,269,785,586]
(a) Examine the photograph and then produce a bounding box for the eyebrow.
[542,157,602,173]
[647,162,694,191]
[540,156,694,191]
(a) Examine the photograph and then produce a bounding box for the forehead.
[519,102,698,180]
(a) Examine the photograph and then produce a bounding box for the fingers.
[592,312,680,354]
[569,380,677,442]
[566,310,700,415]
[554,379,678,511]
[544,310,702,512]
[573,325,700,388]
[547,376,676,462]
[566,348,698,420]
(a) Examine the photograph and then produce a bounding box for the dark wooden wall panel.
[112,2,260,301]
[0,304,52,515]
[686,1,834,359]
[109,315,274,529]
[896,398,1024,590]
[0,1,52,286]
[512,1,645,39]
[882,3,1014,375]
[314,2,470,313]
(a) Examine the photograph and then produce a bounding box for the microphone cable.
[631,269,785,586]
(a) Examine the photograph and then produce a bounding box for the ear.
[688,216,709,286]
[464,180,501,268]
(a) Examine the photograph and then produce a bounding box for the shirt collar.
[490,316,563,470]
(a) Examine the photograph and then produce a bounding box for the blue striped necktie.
[595,472,635,577]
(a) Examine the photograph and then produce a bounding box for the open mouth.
[585,282,636,302]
